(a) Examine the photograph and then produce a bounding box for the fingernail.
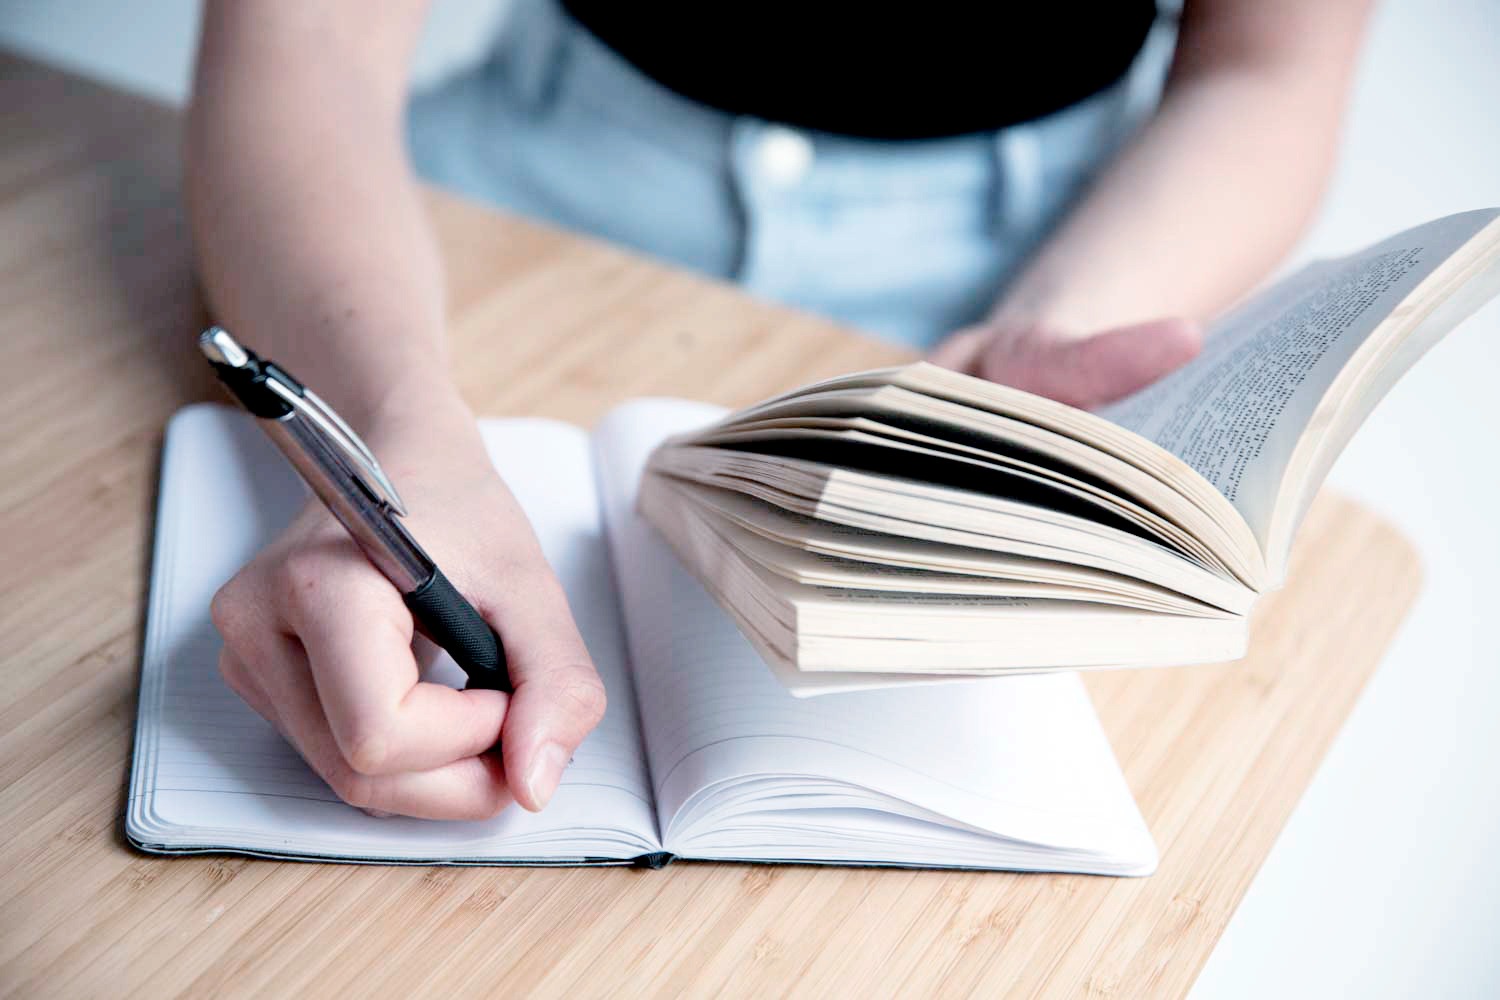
[523,742,571,810]
[361,808,394,819]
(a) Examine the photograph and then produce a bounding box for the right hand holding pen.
[209,412,606,820]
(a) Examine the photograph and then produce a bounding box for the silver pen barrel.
[266,412,434,594]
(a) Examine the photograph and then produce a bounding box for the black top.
[560,2,1158,140]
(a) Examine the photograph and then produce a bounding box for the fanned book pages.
[643,209,1500,680]
[129,404,1156,873]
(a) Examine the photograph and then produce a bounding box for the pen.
[198,326,511,693]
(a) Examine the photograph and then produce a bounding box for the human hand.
[928,315,1203,410]
[209,401,605,820]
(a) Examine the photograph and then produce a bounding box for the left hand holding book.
[931,315,1205,411]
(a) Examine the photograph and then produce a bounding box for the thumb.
[486,571,608,812]
[927,326,990,371]
[979,317,1202,410]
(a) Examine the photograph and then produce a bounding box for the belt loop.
[495,0,569,113]
[726,117,765,281]
[994,125,1044,238]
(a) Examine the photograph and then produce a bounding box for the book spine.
[633,852,675,870]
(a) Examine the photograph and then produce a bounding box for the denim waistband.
[494,0,1138,211]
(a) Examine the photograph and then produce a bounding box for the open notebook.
[128,402,1157,873]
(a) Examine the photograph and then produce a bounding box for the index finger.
[279,553,509,776]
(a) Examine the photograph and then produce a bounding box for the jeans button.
[753,125,815,187]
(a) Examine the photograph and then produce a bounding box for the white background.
[3,1,1497,995]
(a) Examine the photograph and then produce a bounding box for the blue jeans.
[408,0,1140,349]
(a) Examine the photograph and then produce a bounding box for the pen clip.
[200,326,410,517]
[264,380,411,518]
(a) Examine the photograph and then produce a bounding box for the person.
[190,0,1373,820]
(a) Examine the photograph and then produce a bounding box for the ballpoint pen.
[198,326,511,692]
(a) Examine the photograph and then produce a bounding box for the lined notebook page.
[128,405,657,862]
[594,400,1157,871]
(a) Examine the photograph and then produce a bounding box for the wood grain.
[0,54,1421,999]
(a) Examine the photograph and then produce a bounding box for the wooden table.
[0,55,1421,998]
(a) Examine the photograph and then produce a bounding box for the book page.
[1097,211,1498,544]
[594,400,1155,871]
[128,406,658,862]
[692,371,1265,587]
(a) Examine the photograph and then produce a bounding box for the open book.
[128,404,1157,873]
[643,210,1500,680]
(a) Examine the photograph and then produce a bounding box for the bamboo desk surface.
[0,55,1421,998]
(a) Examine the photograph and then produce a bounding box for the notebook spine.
[633,852,675,870]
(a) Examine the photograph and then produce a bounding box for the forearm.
[993,0,1372,334]
[185,2,464,445]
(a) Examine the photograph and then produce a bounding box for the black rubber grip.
[404,567,511,692]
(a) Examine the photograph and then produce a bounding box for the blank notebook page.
[128,404,658,863]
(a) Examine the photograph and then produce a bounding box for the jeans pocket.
[992,83,1132,246]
